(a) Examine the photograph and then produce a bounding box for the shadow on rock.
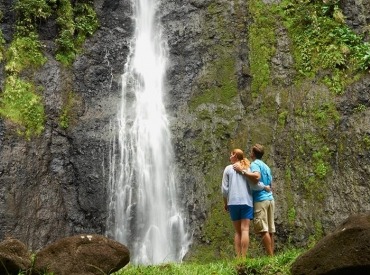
[291,211,370,275]
[33,234,130,275]
[0,234,130,275]
[0,238,32,275]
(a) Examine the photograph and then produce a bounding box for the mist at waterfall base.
[107,0,190,265]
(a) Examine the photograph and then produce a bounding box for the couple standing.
[221,144,275,258]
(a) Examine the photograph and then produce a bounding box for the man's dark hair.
[252,144,264,159]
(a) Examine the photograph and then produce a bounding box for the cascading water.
[107,0,190,265]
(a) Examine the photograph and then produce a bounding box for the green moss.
[0,0,98,137]
[292,134,331,202]
[59,91,76,129]
[312,102,340,127]
[248,0,277,96]
[284,168,297,225]
[56,0,99,66]
[190,1,244,111]
[0,10,5,62]
[288,207,296,225]
[0,76,45,139]
[363,135,370,150]
[270,83,337,206]
[55,0,75,65]
[281,0,370,93]
[5,31,47,73]
[0,2,50,138]
[14,0,52,34]
[312,146,331,179]
[197,109,212,121]
[190,57,238,110]
[74,3,99,44]
[278,110,288,126]
[307,220,324,249]
[206,2,234,42]
[322,69,346,95]
[354,104,366,113]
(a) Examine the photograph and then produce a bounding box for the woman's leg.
[240,219,250,258]
[232,220,242,257]
[232,219,250,258]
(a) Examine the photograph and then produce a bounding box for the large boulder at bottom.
[0,238,32,275]
[291,211,370,275]
[33,234,130,275]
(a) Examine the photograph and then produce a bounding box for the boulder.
[291,212,370,275]
[33,234,130,275]
[0,238,32,275]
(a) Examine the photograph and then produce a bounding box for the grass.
[113,248,303,275]
[10,248,302,274]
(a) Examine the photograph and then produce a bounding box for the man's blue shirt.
[250,159,274,202]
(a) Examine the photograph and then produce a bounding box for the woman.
[221,148,264,258]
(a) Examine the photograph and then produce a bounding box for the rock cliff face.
[0,0,369,260]
[0,0,133,250]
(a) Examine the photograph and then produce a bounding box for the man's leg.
[267,200,275,255]
[260,231,273,256]
[270,232,274,255]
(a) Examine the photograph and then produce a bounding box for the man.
[233,143,275,256]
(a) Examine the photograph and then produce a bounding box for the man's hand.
[233,162,242,173]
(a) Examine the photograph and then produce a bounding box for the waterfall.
[107,0,190,265]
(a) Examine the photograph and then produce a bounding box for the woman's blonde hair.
[232,148,250,169]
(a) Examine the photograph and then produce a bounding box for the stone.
[291,212,370,275]
[0,238,32,275]
[33,234,130,275]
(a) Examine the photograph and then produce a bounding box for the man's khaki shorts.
[253,200,275,233]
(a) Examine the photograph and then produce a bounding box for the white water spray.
[107,0,190,265]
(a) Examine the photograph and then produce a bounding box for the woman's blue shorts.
[229,205,253,221]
